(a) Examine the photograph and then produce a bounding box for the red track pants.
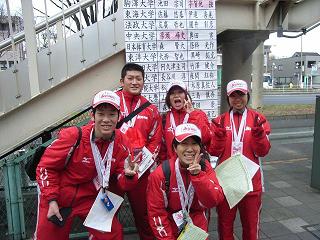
[217,191,262,240]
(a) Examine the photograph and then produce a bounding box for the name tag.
[100,192,114,211]
[120,122,129,134]
[172,210,186,232]
[137,147,154,178]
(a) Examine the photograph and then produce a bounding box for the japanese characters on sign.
[124,0,218,118]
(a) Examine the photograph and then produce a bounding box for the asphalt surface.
[124,115,320,240]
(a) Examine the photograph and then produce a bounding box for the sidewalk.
[206,158,320,239]
[123,123,320,240]
[124,156,320,240]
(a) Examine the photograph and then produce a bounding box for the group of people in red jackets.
[34,63,271,240]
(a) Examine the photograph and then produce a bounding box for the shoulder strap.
[161,113,167,130]
[116,101,151,129]
[64,126,82,168]
[161,160,171,196]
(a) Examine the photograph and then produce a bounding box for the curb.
[270,130,314,140]
[266,114,315,120]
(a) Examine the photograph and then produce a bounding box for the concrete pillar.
[220,41,252,113]
[251,42,264,109]
[21,0,40,97]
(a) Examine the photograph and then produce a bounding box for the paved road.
[263,94,319,105]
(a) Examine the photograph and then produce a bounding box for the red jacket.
[159,109,212,162]
[146,159,224,239]
[36,123,138,203]
[116,89,162,156]
[208,108,271,192]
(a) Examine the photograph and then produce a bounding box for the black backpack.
[25,126,82,181]
[161,159,206,196]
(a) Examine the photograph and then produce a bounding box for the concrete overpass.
[0,0,319,158]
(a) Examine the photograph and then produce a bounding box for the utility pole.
[300,34,303,88]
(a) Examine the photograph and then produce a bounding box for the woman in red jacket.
[147,123,224,239]
[159,80,212,162]
[208,80,271,240]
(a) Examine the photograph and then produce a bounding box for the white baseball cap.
[227,80,248,96]
[175,123,202,142]
[166,79,187,92]
[92,90,120,110]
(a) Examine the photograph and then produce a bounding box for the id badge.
[172,210,186,233]
[120,122,129,134]
[100,193,114,211]
[133,147,143,163]
[232,141,243,156]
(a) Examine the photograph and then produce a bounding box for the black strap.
[161,158,206,197]
[162,160,171,197]
[116,101,151,129]
[66,126,81,207]
[64,126,82,168]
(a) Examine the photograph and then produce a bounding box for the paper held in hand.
[177,222,209,240]
[83,189,124,232]
[215,154,260,209]
[137,147,154,178]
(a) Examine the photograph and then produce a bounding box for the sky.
[2,0,320,59]
[265,25,320,59]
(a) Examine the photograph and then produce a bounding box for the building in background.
[267,52,320,88]
[0,15,24,71]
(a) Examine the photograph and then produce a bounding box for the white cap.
[92,90,120,110]
[227,80,248,96]
[175,123,202,143]
[166,79,187,92]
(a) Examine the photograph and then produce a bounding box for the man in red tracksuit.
[147,123,224,239]
[209,80,271,240]
[34,90,139,240]
[116,63,162,239]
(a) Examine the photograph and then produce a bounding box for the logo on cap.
[227,80,248,96]
[92,90,120,109]
[175,123,201,142]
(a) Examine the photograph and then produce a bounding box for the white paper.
[209,155,218,169]
[215,154,252,208]
[83,189,124,232]
[137,146,154,178]
[177,222,209,240]
[241,155,260,179]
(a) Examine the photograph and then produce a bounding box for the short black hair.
[92,103,120,116]
[121,63,145,80]
[165,87,192,108]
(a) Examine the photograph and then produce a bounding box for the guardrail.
[264,88,320,94]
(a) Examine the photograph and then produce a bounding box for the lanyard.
[170,112,189,130]
[175,159,194,215]
[122,93,141,128]
[230,108,247,144]
[90,129,114,190]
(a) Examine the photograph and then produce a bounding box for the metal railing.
[0,0,123,116]
[0,0,97,52]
